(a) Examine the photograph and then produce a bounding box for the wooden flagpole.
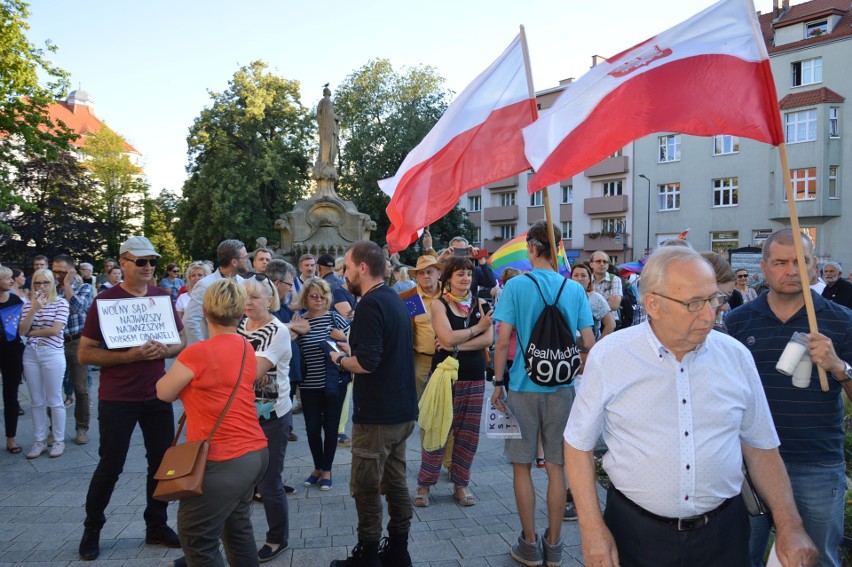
[778,143,829,392]
[519,25,558,271]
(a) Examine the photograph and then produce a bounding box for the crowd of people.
[1,225,851,567]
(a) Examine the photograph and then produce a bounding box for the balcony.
[527,206,545,223]
[583,234,626,251]
[466,211,482,227]
[485,175,518,190]
[583,195,629,215]
[484,238,510,252]
[483,205,519,222]
[559,203,573,219]
[584,155,629,177]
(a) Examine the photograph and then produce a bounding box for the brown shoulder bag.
[153,339,248,502]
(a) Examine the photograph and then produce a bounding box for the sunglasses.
[253,273,276,293]
[125,258,158,268]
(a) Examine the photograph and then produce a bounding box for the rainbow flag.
[491,232,570,281]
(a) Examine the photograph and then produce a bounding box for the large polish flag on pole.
[522,0,783,193]
[380,33,538,253]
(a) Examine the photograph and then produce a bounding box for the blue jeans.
[301,389,341,472]
[257,411,291,546]
[749,460,845,567]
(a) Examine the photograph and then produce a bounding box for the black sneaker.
[284,485,296,495]
[330,542,380,567]
[79,527,100,561]
[258,542,288,563]
[563,502,578,521]
[146,525,181,547]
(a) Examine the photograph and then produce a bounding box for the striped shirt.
[238,318,292,418]
[726,291,852,463]
[21,298,69,349]
[298,311,350,390]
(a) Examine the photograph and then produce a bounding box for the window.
[790,167,817,200]
[713,135,740,155]
[710,231,739,253]
[473,227,481,243]
[561,185,573,204]
[658,135,681,162]
[806,20,827,38]
[712,177,739,207]
[561,221,573,240]
[529,191,543,207]
[658,183,681,211]
[785,109,817,143]
[829,165,839,199]
[792,58,822,86]
[829,107,839,138]
[499,224,516,240]
[602,180,623,196]
[600,218,624,234]
[467,195,481,211]
[609,149,623,158]
[499,192,516,206]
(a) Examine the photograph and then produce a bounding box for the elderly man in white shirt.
[564,246,816,567]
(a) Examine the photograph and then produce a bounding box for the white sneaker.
[49,441,65,458]
[26,441,47,459]
[47,431,55,446]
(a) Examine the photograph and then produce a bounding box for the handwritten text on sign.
[97,296,180,349]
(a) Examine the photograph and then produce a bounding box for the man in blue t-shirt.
[491,221,594,567]
[727,229,852,567]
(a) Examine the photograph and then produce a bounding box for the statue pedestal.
[274,181,375,259]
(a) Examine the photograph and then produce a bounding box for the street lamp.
[638,174,652,254]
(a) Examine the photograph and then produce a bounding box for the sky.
[27,0,781,196]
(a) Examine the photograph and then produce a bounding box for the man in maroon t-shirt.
[76,236,186,561]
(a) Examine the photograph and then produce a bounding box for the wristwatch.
[834,362,852,384]
[493,380,505,387]
[335,355,348,372]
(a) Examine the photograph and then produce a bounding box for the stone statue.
[313,86,339,183]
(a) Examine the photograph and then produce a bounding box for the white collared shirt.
[565,321,778,518]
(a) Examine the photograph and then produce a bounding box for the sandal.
[453,487,475,507]
[413,487,430,507]
[6,445,22,454]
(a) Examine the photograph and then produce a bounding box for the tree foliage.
[334,59,475,250]
[81,126,148,258]
[0,153,106,262]
[174,61,314,260]
[143,189,189,269]
[0,0,76,230]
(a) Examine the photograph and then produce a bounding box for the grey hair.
[638,246,711,303]
[266,259,296,281]
[823,261,841,272]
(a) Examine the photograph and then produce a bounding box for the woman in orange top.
[157,279,269,567]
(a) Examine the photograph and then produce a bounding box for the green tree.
[334,59,475,249]
[175,60,314,259]
[143,190,189,269]
[81,126,148,258]
[0,152,106,262]
[0,0,76,231]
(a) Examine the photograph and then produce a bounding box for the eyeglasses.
[308,293,325,301]
[32,281,51,287]
[592,259,610,265]
[169,269,179,273]
[737,274,749,279]
[123,258,158,268]
[652,291,729,312]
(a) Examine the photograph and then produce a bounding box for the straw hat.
[408,255,439,273]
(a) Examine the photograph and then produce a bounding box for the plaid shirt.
[64,279,93,337]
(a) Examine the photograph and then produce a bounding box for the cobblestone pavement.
[1,372,591,566]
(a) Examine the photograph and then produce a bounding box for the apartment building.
[632,0,851,263]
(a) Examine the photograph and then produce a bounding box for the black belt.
[64,333,82,343]
[414,351,434,357]
[610,486,733,531]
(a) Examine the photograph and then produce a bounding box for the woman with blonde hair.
[175,262,211,319]
[1,266,26,453]
[18,269,69,459]
[296,279,349,491]
[237,276,293,562]
[157,279,268,567]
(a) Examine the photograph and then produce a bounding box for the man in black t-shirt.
[329,241,417,567]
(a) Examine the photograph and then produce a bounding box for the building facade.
[632,0,850,265]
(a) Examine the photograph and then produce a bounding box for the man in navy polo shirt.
[727,229,852,567]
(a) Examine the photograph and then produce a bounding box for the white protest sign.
[97,296,180,349]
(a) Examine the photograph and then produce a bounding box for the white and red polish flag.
[380,34,538,253]
[522,0,784,193]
